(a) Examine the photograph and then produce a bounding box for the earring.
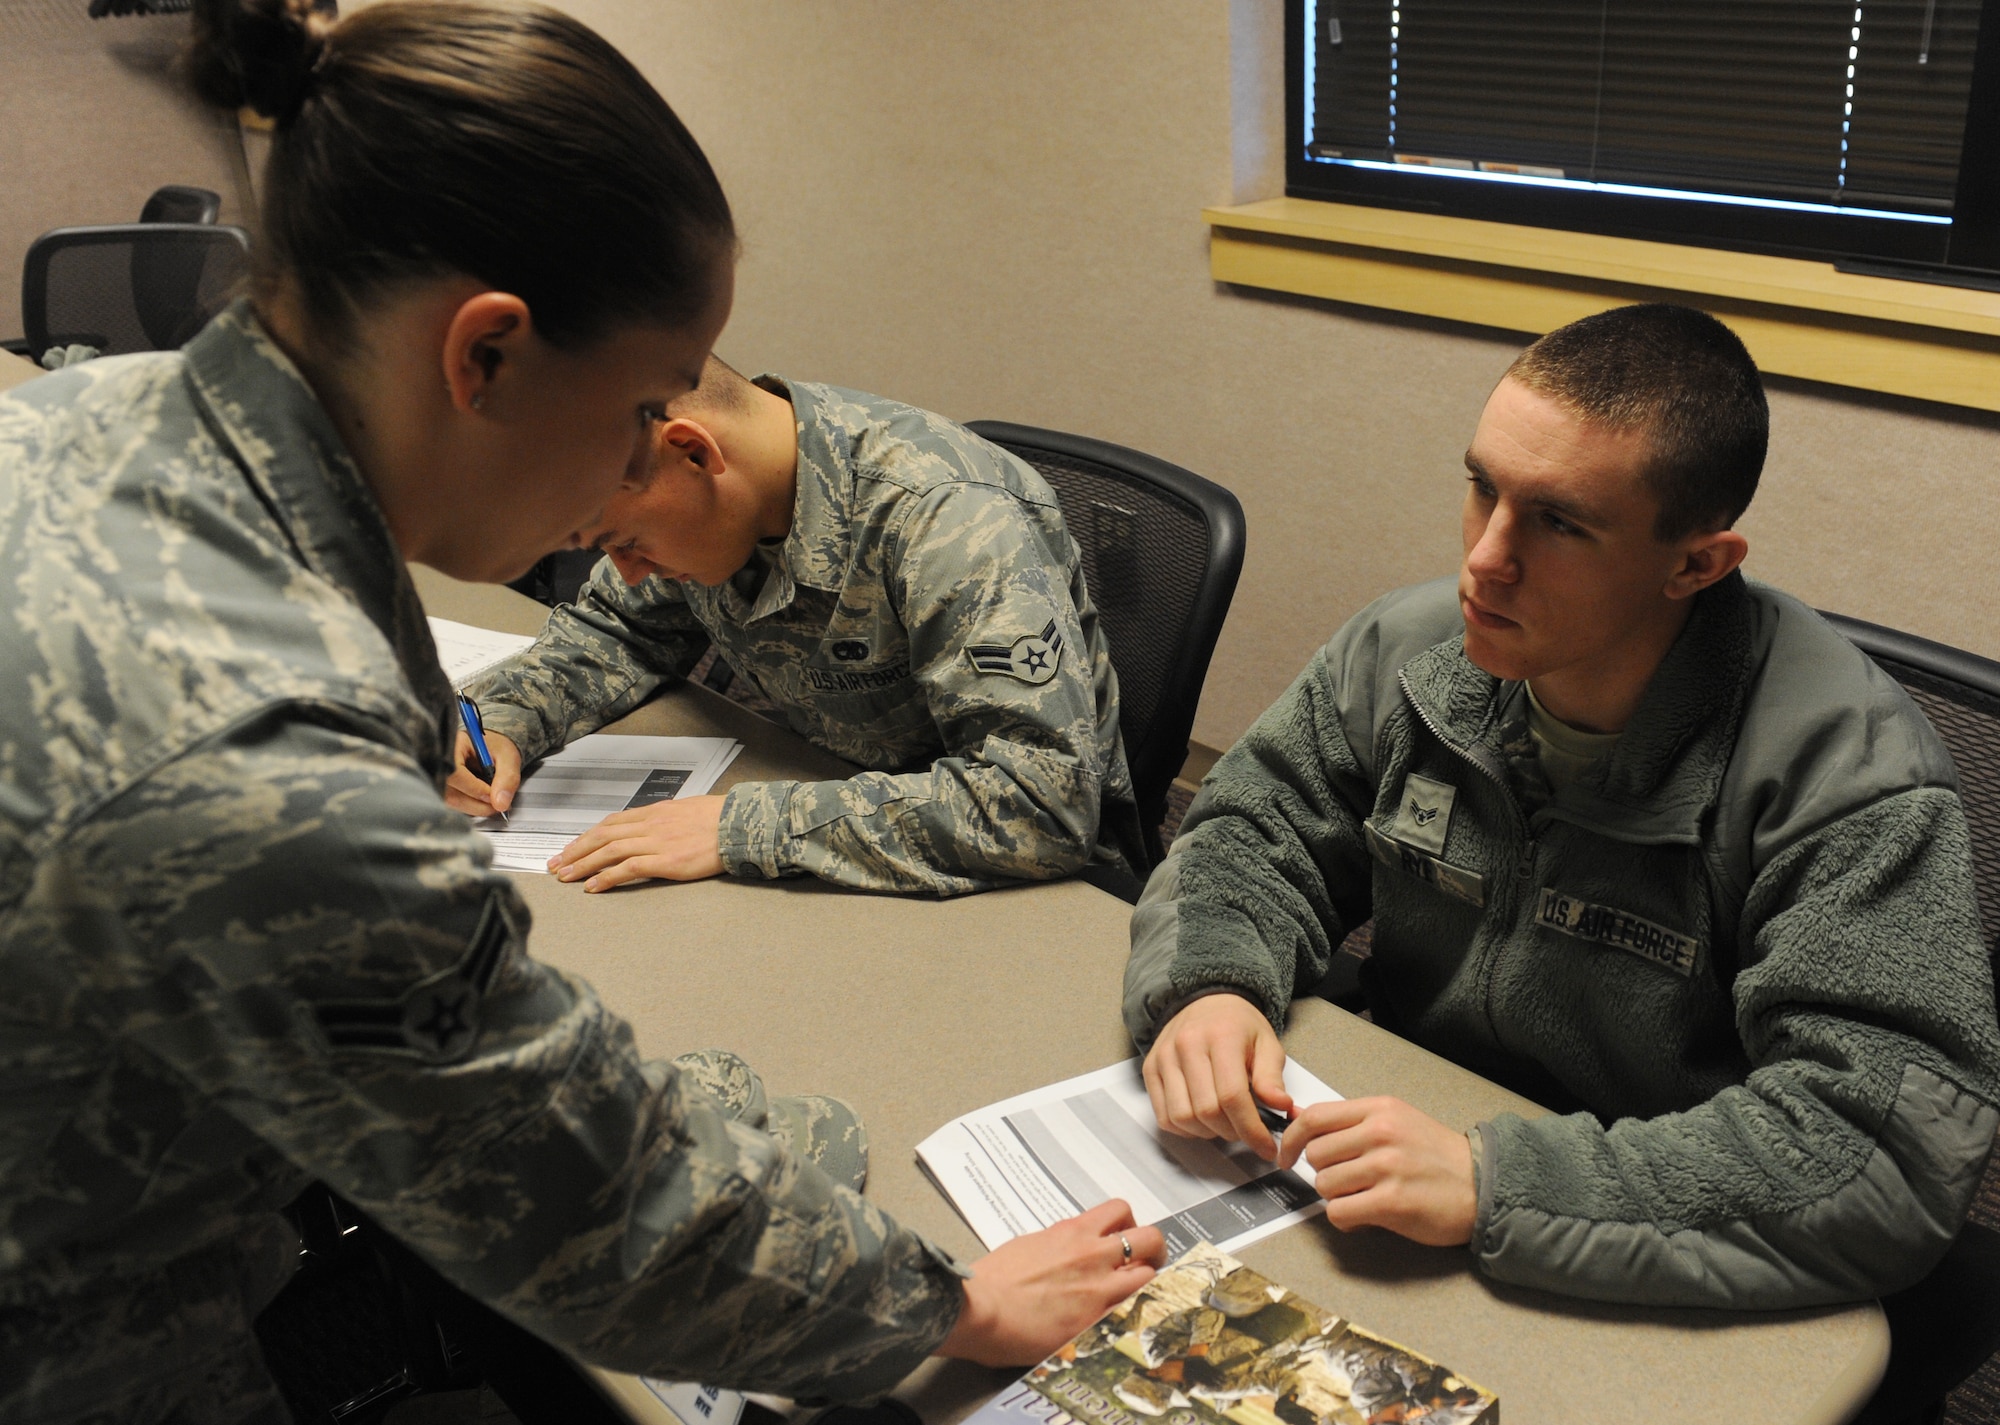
[471,393,485,411]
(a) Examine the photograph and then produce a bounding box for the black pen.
[456,693,507,822]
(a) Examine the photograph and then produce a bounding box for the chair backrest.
[1823,610,2000,968]
[507,550,603,610]
[966,421,1246,842]
[23,223,251,360]
[139,184,222,226]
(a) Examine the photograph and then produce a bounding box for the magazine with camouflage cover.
[967,1243,1497,1425]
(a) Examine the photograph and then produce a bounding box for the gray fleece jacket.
[1125,573,2000,1309]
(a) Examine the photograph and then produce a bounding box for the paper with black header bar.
[474,733,743,873]
[917,1058,1341,1259]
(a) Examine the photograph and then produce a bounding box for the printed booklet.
[964,1242,1497,1425]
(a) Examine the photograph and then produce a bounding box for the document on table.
[637,1380,744,1425]
[474,733,744,873]
[428,616,537,688]
[917,1057,1342,1260]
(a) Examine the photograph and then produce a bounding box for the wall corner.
[1228,0,1285,205]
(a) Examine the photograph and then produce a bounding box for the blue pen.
[456,694,507,821]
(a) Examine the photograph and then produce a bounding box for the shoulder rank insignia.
[967,619,1064,685]
[311,893,515,1063]
[1389,772,1457,855]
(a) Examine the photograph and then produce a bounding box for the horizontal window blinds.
[1309,0,1980,213]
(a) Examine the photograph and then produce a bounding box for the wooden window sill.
[1205,197,2000,412]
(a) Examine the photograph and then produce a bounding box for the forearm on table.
[1123,695,1377,1048]
[469,602,698,760]
[717,743,1102,897]
[1124,842,1303,1045]
[1473,796,2000,1308]
[1470,1052,1998,1308]
[96,734,962,1398]
[424,1033,970,1397]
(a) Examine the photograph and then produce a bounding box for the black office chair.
[507,550,603,610]
[21,222,251,362]
[1818,612,2000,1425]
[0,188,226,361]
[966,421,1246,874]
[140,184,223,226]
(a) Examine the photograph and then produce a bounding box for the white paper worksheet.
[917,1057,1343,1260]
[427,616,537,688]
[474,733,744,873]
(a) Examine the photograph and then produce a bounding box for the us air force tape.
[966,619,1063,685]
[1536,887,1700,977]
[311,893,517,1063]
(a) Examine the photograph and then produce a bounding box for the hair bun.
[188,0,329,125]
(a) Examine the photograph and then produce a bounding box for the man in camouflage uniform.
[454,359,1147,897]
[0,307,975,1420]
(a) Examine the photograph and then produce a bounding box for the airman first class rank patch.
[311,893,516,1063]
[967,619,1064,685]
[1536,887,1700,977]
[1390,773,1456,855]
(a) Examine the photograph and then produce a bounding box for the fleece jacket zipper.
[1397,670,1536,1044]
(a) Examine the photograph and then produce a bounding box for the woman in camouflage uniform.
[0,1,1161,1419]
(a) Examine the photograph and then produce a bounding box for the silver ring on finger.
[1120,1233,1132,1263]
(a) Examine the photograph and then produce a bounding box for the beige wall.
[553,0,2000,749]
[0,2,249,340]
[13,0,2000,748]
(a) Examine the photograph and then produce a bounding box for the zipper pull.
[1515,838,1535,880]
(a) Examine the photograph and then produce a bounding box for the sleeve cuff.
[465,697,552,765]
[1467,1120,1499,1263]
[718,782,798,879]
[794,1233,971,1405]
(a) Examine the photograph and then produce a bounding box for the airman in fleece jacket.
[1124,571,2000,1309]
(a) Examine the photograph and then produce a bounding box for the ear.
[654,416,728,479]
[441,292,533,415]
[1664,528,1749,601]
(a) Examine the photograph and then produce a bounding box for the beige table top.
[414,564,1890,1425]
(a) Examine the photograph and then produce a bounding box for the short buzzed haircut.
[667,353,755,418]
[1508,304,1768,541]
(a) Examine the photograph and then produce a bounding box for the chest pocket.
[1364,821,1486,907]
[1365,771,1487,908]
[1529,829,1717,982]
[785,599,928,765]
[1534,887,1700,977]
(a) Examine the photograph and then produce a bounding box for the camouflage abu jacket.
[466,378,1144,897]
[0,305,966,1423]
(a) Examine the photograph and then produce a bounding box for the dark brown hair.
[666,354,755,418]
[1508,304,1768,541]
[187,0,734,349]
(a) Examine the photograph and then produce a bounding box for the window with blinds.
[1288,0,2000,275]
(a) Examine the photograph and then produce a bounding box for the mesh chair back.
[139,185,222,225]
[23,224,251,360]
[1824,611,2000,966]
[966,422,1246,838]
[507,549,603,609]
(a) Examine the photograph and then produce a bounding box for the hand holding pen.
[445,695,524,820]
